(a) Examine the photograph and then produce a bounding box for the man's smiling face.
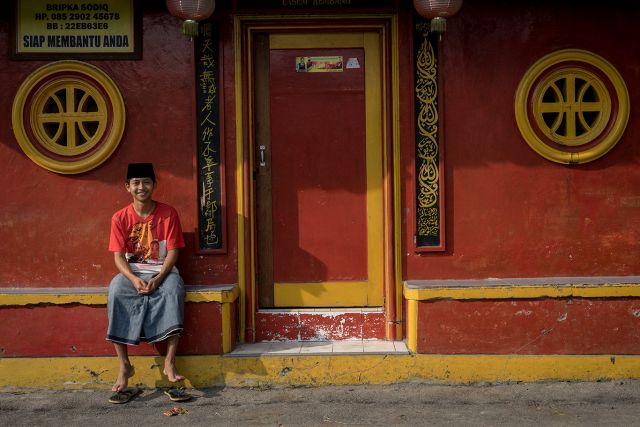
[126,177,156,202]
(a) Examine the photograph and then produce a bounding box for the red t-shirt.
[109,202,185,274]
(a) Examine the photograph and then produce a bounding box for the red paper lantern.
[166,0,215,36]
[413,0,463,33]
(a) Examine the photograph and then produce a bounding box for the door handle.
[259,145,267,167]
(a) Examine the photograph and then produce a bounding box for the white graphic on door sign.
[346,57,360,69]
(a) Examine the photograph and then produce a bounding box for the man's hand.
[113,251,175,296]
[140,273,164,295]
[131,276,148,294]
[114,253,151,295]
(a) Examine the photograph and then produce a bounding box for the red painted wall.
[0,302,223,357]
[401,1,640,280]
[417,298,640,354]
[0,4,237,288]
[2,0,640,358]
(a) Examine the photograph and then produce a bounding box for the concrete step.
[227,340,409,356]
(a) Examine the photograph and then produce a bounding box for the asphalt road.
[2,381,640,426]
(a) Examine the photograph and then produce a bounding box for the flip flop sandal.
[164,388,191,402]
[108,387,141,404]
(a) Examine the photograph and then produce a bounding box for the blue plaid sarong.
[106,272,185,345]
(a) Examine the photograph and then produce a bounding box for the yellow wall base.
[2,354,640,390]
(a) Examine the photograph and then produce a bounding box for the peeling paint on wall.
[255,311,386,341]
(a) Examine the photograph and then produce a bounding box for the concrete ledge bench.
[403,277,640,353]
[404,276,640,301]
[0,284,239,306]
[0,285,240,354]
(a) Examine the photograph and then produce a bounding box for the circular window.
[12,60,125,174]
[515,50,629,164]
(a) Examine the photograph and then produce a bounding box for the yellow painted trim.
[0,287,240,306]
[234,16,247,342]
[532,68,611,147]
[11,60,125,174]
[274,281,373,307]
[514,49,630,164]
[232,14,394,28]
[270,32,365,48]
[0,293,107,306]
[403,283,640,301]
[406,299,418,353]
[381,21,392,339]
[364,31,384,306]
[187,287,240,304]
[30,79,107,156]
[390,15,403,340]
[3,354,640,389]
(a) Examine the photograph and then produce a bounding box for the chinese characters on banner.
[195,23,223,250]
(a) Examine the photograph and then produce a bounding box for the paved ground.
[1,381,640,426]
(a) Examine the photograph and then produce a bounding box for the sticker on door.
[295,56,343,72]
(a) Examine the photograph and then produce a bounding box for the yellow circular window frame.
[12,60,125,174]
[515,49,629,164]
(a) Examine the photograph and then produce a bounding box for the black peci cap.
[126,163,156,182]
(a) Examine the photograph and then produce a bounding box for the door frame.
[234,15,402,342]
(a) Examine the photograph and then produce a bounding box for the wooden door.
[254,32,383,308]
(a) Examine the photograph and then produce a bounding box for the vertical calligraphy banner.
[414,18,445,251]
[195,22,225,252]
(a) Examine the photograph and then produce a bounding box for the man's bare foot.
[112,364,135,392]
[163,360,185,382]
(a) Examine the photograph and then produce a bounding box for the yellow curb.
[2,354,640,390]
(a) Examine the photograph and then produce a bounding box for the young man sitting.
[106,163,187,403]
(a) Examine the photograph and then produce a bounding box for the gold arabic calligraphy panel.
[414,21,443,250]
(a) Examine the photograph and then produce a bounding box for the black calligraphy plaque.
[414,18,444,251]
[195,22,224,252]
